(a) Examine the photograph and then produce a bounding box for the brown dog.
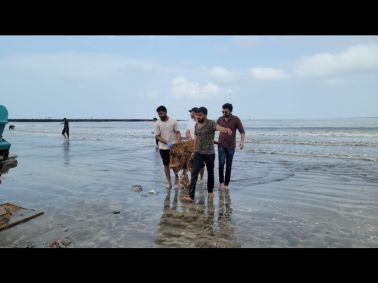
[169,139,195,189]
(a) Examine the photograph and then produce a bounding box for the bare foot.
[166,183,172,189]
[208,192,214,199]
[182,196,194,203]
[219,183,224,189]
[223,185,229,190]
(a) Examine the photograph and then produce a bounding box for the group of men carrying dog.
[154,103,245,202]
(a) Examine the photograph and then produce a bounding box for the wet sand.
[0,120,377,247]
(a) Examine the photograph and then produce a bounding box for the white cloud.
[295,44,378,76]
[170,76,232,99]
[0,52,172,81]
[248,67,290,80]
[209,66,236,84]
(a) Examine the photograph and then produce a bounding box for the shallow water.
[0,118,377,247]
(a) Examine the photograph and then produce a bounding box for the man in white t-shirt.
[155,105,182,189]
[185,107,204,183]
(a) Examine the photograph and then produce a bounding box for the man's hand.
[190,152,195,160]
[224,128,232,135]
[239,142,244,150]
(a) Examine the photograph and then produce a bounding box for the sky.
[0,35,377,120]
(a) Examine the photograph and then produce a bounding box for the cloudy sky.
[0,36,377,120]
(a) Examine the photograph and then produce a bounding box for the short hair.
[153,117,158,121]
[222,103,233,112]
[198,106,208,115]
[156,105,167,113]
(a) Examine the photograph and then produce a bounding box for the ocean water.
[0,117,377,247]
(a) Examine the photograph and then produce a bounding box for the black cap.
[189,107,199,113]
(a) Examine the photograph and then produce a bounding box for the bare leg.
[173,171,180,188]
[163,165,172,189]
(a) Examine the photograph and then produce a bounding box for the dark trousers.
[189,153,215,200]
[218,145,235,186]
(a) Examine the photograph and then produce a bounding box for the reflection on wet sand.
[63,140,70,166]
[156,185,240,248]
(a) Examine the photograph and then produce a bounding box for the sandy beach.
[1,118,378,248]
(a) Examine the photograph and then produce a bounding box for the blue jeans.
[218,145,235,186]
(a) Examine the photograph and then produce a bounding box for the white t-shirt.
[186,119,197,139]
[154,117,180,150]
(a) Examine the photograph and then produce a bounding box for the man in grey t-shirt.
[155,105,182,189]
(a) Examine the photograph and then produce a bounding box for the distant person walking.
[216,103,245,190]
[61,118,69,139]
[154,106,182,189]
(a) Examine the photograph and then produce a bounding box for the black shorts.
[159,149,170,166]
[62,129,69,135]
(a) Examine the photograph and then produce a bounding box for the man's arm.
[239,133,245,149]
[237,118,246,149]
[191,135,197,159]
[215,124,232,135]
[186,129,192,140]
[175,131,182,143]
[154,123,167,145]
[156,135,167,144]
[173,120,182,144]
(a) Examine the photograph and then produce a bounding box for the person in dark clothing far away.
[61,118,69,139]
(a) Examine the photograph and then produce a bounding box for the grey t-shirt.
[154,117,180,150]
[195,119,217,154]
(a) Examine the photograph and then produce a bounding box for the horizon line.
[7,116,378,122]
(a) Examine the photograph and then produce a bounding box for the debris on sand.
[131,185,143,192]
[48,238,72,248]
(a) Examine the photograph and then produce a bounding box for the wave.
[249,149,378,162]
[247,140,378,147]
[249,131,378,138]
